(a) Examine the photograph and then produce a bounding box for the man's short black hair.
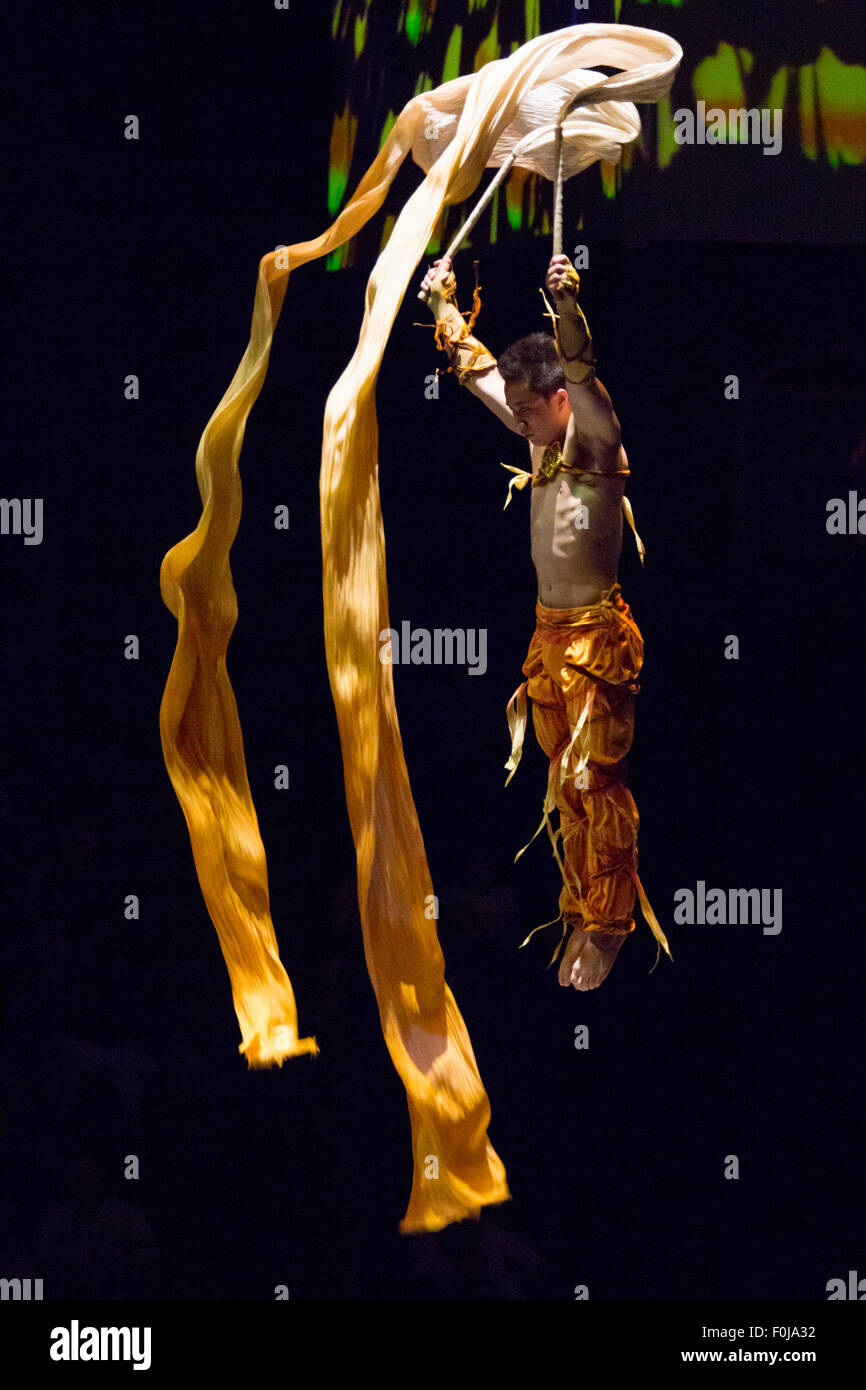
[497,332,565,398]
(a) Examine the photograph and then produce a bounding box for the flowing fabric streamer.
[159,23,682,1234]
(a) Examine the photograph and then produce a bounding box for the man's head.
[497,332,569,446]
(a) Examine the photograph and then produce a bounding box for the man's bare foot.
[558,922,626,990]
[557,920,588,986]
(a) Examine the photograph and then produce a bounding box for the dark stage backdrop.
[2,0,865,1313]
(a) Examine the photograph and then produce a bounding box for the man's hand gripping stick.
[419,257,497,387]
[544,254,596,387]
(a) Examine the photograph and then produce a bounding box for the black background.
[2,1,865,1302]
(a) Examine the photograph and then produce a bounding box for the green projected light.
[688,41,866,164]
[800,47,866,166]
[327,0,865,266]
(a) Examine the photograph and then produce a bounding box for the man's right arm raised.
[463,366,525,435]
[419,258,524,435]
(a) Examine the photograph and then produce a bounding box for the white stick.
[417,93,595,302]
[552,121,564,257]
[417,151,517,300]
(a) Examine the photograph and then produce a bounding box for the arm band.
[429,269,497,386]
[542,266,596,386]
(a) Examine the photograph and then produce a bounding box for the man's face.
[503,380,569,446]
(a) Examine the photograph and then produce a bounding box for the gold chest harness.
[499,439,645,564]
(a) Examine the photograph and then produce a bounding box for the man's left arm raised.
[546,254,622,466]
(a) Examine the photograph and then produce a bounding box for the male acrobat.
[419,252,664,991]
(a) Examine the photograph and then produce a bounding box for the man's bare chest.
[528,439,626,529]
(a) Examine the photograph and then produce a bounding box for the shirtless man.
[420,252,646,991]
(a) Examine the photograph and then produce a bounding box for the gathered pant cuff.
[581,917,635,938]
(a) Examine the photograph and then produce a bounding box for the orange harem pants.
[505,582,670,959]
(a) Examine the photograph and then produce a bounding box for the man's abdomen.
[530,475,624,607]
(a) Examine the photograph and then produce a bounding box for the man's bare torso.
[530,420,627,608]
